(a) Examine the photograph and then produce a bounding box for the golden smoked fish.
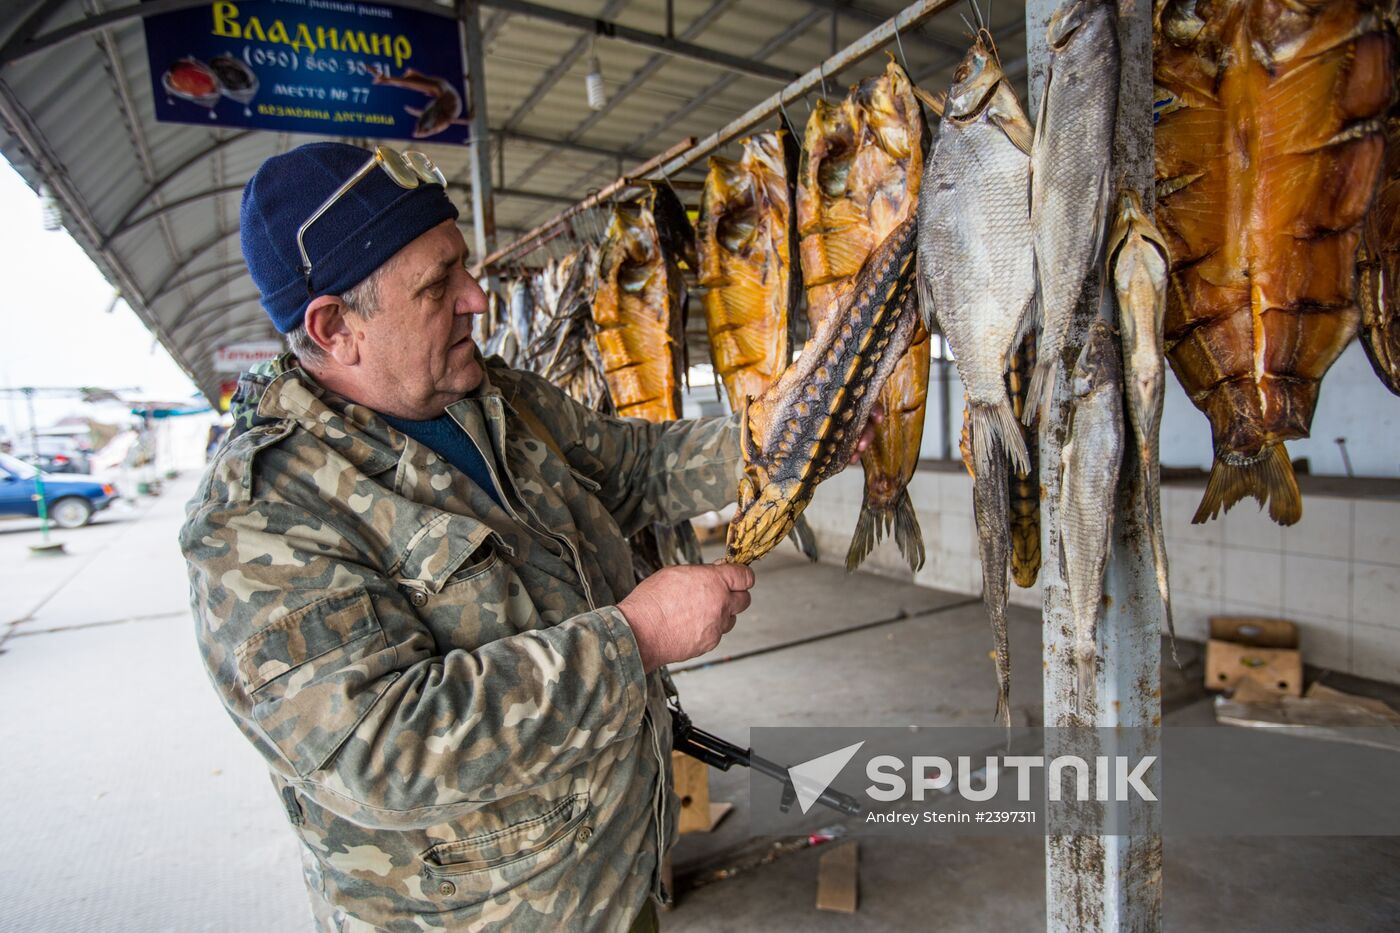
[1155,0,1395,525]
[845,60,930,572]
[698,131,801,413]
[592,184,693,421]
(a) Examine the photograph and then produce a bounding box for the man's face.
[346,220,488,418]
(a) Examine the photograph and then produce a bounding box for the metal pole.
[1026,0,1163,929]
[459,0,496,266]
[23,388,51,543]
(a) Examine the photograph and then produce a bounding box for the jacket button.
[410,591,428,607]
[577,825,593,843]
[438,881,456,897]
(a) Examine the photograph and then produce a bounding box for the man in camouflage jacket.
[182,142,869,931]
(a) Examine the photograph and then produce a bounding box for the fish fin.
[1192,444,1301,526]
[405,106,424,117]
[845,498,879,573]
[892,488,926,573]
[972,400,1030,477]
[915,255,937,334]
[788,514,820,563]
[1143,474,1179,667]
[1023,357,1056,428]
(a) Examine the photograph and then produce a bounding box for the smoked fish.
[592,184,694,422]
[1359,111,1400,395]
[1155,0,1395,525]
[698,130,801,413]
[697,129,821,562]
[727,216,920,565]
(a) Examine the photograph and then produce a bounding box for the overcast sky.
[0,159,199,441]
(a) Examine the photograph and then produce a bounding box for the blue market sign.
[142,1,470,145]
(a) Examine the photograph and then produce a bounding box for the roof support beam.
[153,258,247,301]
[103,183,246,247]
[506,0,737,193]
[475,0,799,83]
[521,6,823,228]
[103,131,254,243]
[459,0,496,258]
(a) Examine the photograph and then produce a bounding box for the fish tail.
[990,605,1011,728]
[787,515,820,563]
[845,490,882,572]
[1193,444,1302,526]
[972,400,1031,477]
[1023,357,1056,428]
[892,488,926,573]
[1143,479,1179,666]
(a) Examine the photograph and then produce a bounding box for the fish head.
[1155,0,1207,47]
[945,36,1006,121]
[725,474,809,565]
[854,58,919,159]
[1047,0,1095,49]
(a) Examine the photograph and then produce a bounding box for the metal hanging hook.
[893,20,911,75]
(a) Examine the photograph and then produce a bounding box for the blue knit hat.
[240,142,459,334]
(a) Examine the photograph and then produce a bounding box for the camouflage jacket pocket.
[236,588,399,777]
[420,793,592,907]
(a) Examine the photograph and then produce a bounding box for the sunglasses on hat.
[296,145,447,296]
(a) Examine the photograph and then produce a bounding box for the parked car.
[12,436,93,474]
[0,452,117,528]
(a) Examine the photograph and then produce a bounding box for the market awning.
[0,0,1027,404]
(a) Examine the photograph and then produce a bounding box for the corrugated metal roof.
[0,0,1027,403]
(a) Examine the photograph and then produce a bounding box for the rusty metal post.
[459,0,495,264]
[1026,0,1164,929]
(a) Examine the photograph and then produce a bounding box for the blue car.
[0,451,117,528]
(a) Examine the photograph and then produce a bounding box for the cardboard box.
[1205,641,1303,695]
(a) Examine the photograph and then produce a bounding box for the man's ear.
[304,295,360,366]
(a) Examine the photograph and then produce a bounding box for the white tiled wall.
[801,467,1400,685]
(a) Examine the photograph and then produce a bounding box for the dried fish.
[727,216,919,565]
[1025,0,1120,422]
[1109,190,1174,642]
[974,429,1013,726]
[1060,320,1124,703]
[1155,0,1394,524]
[917,34,1035,477]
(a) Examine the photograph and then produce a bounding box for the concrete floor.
[1,479,1397,931]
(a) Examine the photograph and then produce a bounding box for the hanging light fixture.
[39,183,62,231]
[585,39,606,112]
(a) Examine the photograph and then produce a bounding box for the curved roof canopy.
[0,0,1024,403]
